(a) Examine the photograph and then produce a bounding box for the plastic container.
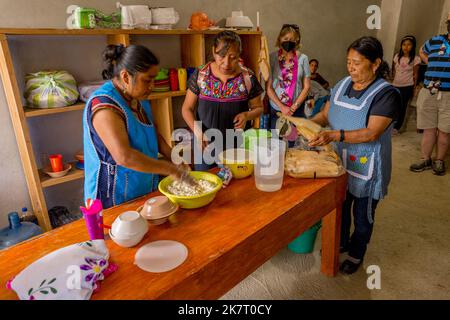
[253,138,286,192]
[80,199,105,240]
[242,129,272,152]
[169,68,179,91]
[259,114,270,130]
[288,221,321,254]
[49,154,63,172]
[187,67,196,81]
[158,171,223,209]
[20,207,39,225]
[217,148,254,179]
[0,212,43,250]
[178,68,187,91]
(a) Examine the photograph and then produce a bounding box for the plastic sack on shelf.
[66,5,121,29]
[24,71,79,109]
[117,3,152,29]
[151,7,180,25]
[78,80,106,102]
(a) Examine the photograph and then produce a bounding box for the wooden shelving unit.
[39,162,84,188]
[148,90,186,100]
[24,90,187,118]
[24,103,86,118]
[0,28,262,231]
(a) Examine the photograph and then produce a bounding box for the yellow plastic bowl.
[218,148,254,179]
[158,171,223,209]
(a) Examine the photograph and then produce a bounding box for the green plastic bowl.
[158,171,223,209]
[242,129,272,151]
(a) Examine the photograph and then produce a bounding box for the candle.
[257,12,260,30]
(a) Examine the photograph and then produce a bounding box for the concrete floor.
[221,110,450,300]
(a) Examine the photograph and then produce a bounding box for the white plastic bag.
[151,7,180,25]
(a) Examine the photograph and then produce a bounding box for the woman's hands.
[308,130,339,147]
[234,111,248,129]
[171,162,191,178]
[280,105,294,116]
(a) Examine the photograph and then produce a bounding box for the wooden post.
[180,34,205,67]
[321,208,342,276]
[150,97,174,147]
[241,34,262,129]
[240,34,261,79]
[0,35,51,231]
[321,176,346,276]
[107,34,130,46]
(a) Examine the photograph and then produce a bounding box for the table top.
[0,174,346,300]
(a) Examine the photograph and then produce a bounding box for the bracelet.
[339,129,345,142]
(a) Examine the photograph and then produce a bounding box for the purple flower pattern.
[80,257,107,286]
[277,50,297,106]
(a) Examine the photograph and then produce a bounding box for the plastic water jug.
[0,212,43,250]
[253,138,287,192]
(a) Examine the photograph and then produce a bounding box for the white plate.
[134,240,188,273]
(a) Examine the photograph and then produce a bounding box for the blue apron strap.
[366,158,377,224]
[100,161,115,200]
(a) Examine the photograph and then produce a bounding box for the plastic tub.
[288,221,322,254]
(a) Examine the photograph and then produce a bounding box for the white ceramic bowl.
[111,211,148,239]
[109,229,146,248]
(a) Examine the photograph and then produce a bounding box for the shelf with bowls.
[39,161,84,188]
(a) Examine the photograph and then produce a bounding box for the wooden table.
[0,174,346,300]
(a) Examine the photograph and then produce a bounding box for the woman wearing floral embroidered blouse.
[181,31,264,170]
[266,24,311,133]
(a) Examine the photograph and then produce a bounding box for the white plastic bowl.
[109,229,146,248]
[111,211,148,239]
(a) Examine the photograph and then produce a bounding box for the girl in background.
[392,35,421,134]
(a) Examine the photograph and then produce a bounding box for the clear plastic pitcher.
[253,138,286,192]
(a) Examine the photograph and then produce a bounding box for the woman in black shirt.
[181,31,264,170]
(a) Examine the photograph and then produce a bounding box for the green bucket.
[288,221,322,254]
[242,129,272,151]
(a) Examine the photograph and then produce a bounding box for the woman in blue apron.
[83,44,190,209]
[309,37,401,274]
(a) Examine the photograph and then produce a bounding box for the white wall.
[396,0,444,55]
[378,0,447,67]
[440,0,450,34]
[0,0,380,228]
[377,0,403,67]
